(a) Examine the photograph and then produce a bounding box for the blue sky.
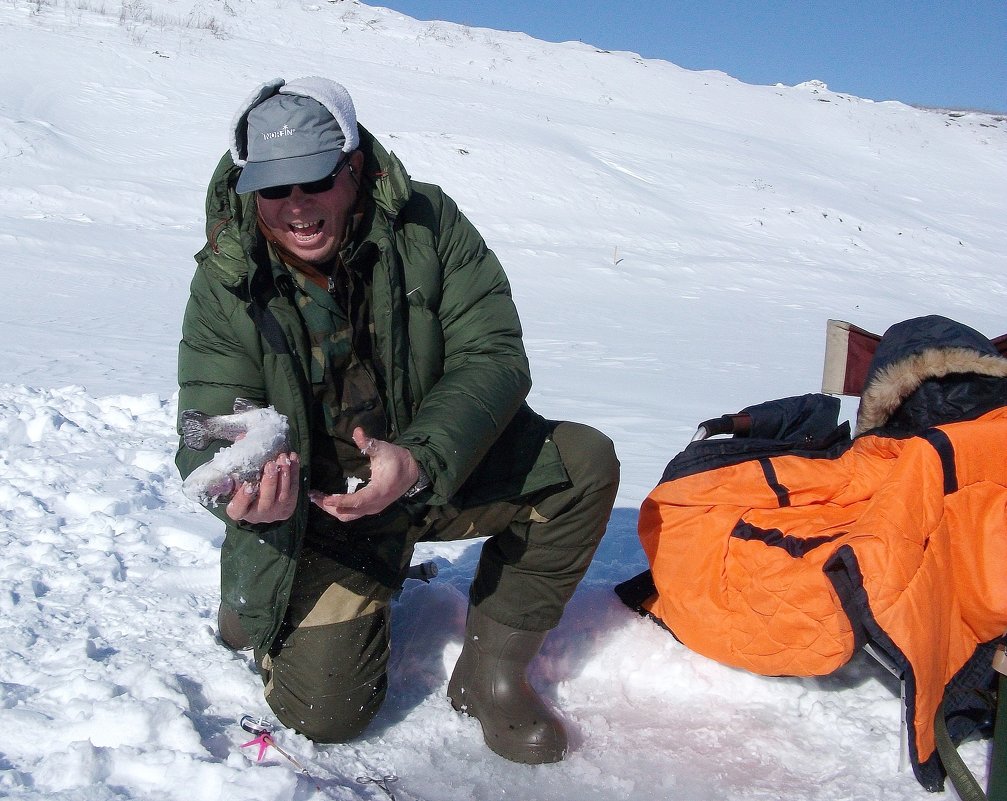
[376,0,1006,112]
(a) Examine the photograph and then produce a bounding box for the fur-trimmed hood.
[855,315,1007,434]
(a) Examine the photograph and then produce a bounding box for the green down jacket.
[176,126,568,651]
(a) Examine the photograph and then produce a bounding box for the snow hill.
[1,2,1005,799]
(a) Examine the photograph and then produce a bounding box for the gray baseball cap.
[235,94,346,194]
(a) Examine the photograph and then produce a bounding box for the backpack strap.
[935,696,987,800]
[988,647,1007,801]
[934,643,1007,801]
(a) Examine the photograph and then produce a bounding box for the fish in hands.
[181,398,290,506]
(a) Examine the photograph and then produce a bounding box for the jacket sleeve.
[175,268,269,523]
[396,190,533,502]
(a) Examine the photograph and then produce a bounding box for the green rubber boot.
[447,606,567,764]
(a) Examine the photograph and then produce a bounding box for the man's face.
[255,150,363,265]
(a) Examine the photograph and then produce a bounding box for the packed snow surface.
[1,1,1005,799]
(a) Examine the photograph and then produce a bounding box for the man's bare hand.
[310,427,420,523]
[226,452,300,524]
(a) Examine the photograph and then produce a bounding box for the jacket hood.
[856,315,1007,434]
[196,124,412,287]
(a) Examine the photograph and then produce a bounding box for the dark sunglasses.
[257,157,351,200]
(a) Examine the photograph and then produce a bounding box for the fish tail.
[181,410,214,451]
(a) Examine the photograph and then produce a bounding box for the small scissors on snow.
[238,715,319,789]
[357,774,398,800]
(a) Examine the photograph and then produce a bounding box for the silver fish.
[181,398,290,506]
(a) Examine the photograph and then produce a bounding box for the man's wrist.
[403,466,431,498]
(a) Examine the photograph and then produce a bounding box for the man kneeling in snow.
[175,76,619,764]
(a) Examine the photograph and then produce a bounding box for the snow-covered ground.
[1,2,1005,799]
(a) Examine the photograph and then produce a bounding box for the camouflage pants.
[251,421,619,743]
